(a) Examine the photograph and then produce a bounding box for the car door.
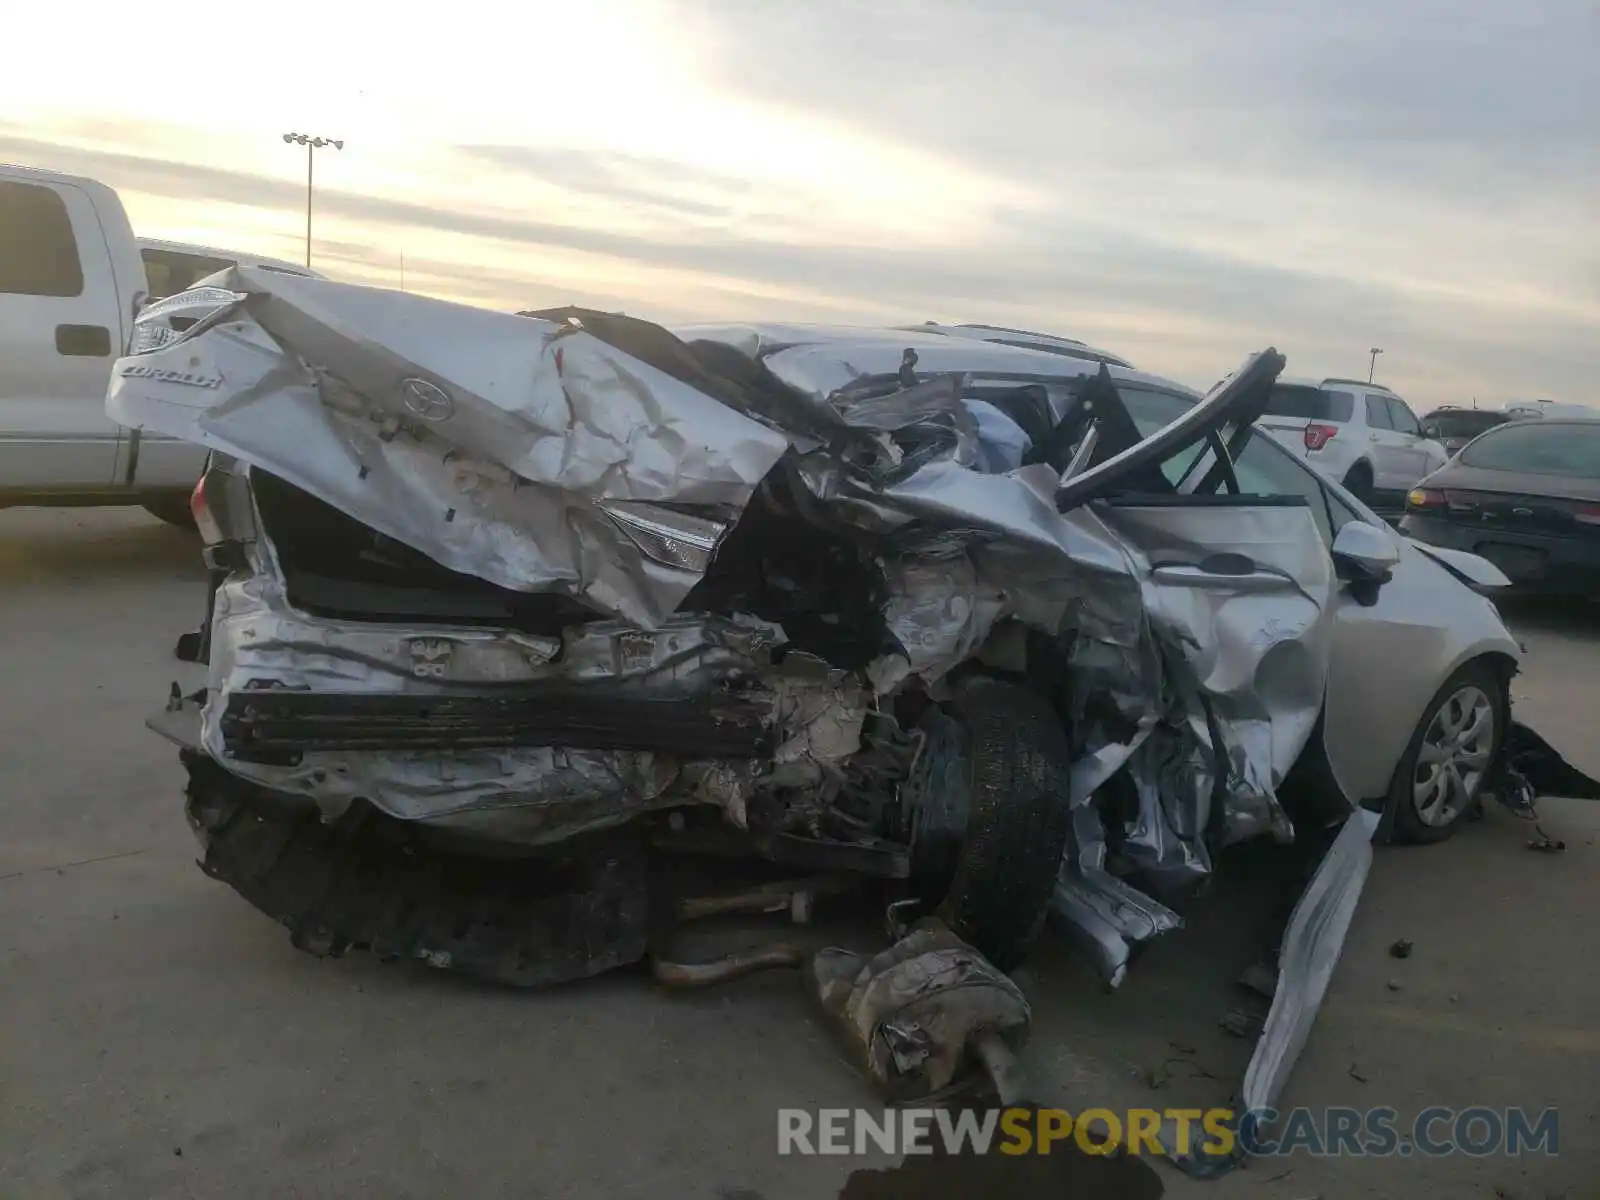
[1384,395,1437,482]
[1061,359,1342,809]
[1361,392,1408,492]
[0,177,122,489]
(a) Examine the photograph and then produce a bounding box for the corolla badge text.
[117,363,223,389]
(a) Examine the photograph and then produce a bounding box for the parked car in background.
[1502,399,1600,422]
[0,163,203,524]
[1402,418,1600,594]
[1256,376,1448,509]
[139,238,321,301]
[1419,406,1511,458]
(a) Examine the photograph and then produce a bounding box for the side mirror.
[1331,522,1400,585]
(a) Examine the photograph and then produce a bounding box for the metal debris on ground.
[1237,961,1278,999]
[1220,1008,1265,1039]
[1527,826,1566,853]
[810,919,1032,1106]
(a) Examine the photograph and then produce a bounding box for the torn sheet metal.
[867,553,1006,694]
[108,269,790,627]
[118,287,1341,881]
[197,569,829,845]
[1167,808,1381,1179]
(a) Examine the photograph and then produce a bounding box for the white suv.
[1256,376,1448,509]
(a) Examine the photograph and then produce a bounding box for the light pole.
[282,133,343,268]
[1367,347,1384,383]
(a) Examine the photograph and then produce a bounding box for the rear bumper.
[1400,514,1600,593]
[218,687,774,764]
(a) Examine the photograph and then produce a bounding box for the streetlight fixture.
[282,133,344,268]
[1367,347,1384,383]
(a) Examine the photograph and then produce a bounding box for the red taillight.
[1576,505,1600,527]
[191,474,224,545]
[1304,423,1338,452]
[1406,488,1446,510]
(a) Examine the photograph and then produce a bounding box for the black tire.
[1386,660,1507,844]
[932,677,1075,972]
[1341,462,1374,506]
[143,496,197,530]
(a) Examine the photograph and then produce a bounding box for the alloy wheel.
[1412,685,1495,827]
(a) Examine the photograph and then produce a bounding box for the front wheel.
[1386,660,1507,843]
[925,677,1076,972]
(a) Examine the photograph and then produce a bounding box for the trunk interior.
[251,471,598,632]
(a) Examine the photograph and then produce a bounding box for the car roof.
[137,237,322,278]
[2,160,127,221]
[1479,416,1600,431]
[1275,374,1393,394]
[673,321,1196,397]
[901,322,1133,368]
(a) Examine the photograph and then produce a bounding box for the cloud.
[6,0,1596,420]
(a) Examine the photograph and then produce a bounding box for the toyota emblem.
[401,377,455,421]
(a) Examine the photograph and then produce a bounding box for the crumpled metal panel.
[196,569,846,844]
[107,269,790,627]
[868,554,1007,694]
[120,293,1345,875]
[1166,808,1381,1179]
[1093,502,1337,883]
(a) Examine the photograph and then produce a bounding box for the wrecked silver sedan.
[110,272,1584,1153]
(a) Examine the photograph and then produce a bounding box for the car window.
[1364,395,1393,430]
[1228,431,1336,543]
[0,180,84,297]
[1116,384,1338,543]
[142,248,236,299]
[1386,397,1421,435]
[1425,411,1506,440]
[1459,422,1600,479]
[1264,385,1353,423]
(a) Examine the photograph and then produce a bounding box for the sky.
[2,0,1594,407]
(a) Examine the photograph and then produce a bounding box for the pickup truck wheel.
[143,497,197,530]
[1386,660,1507,844]
[1341,462,1374,506]
[930,677,1075,972]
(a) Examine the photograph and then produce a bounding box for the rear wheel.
[143,496,197,530]
[927,677,1076,972]
[1341,462,1374,506]
[1387,660,1507,843]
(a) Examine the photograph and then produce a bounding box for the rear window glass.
[142,248,235,299]
[1264,385,1353,422]
[1426,411,1508,439]
[1460,423,1600,479]
[0,180,84,297]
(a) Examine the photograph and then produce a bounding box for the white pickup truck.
[0,163,318,525]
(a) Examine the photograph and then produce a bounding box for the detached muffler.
[811,920,1032,1106]
[650,892,1031,1105]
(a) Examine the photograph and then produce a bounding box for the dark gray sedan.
[1401,417,1600,593]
